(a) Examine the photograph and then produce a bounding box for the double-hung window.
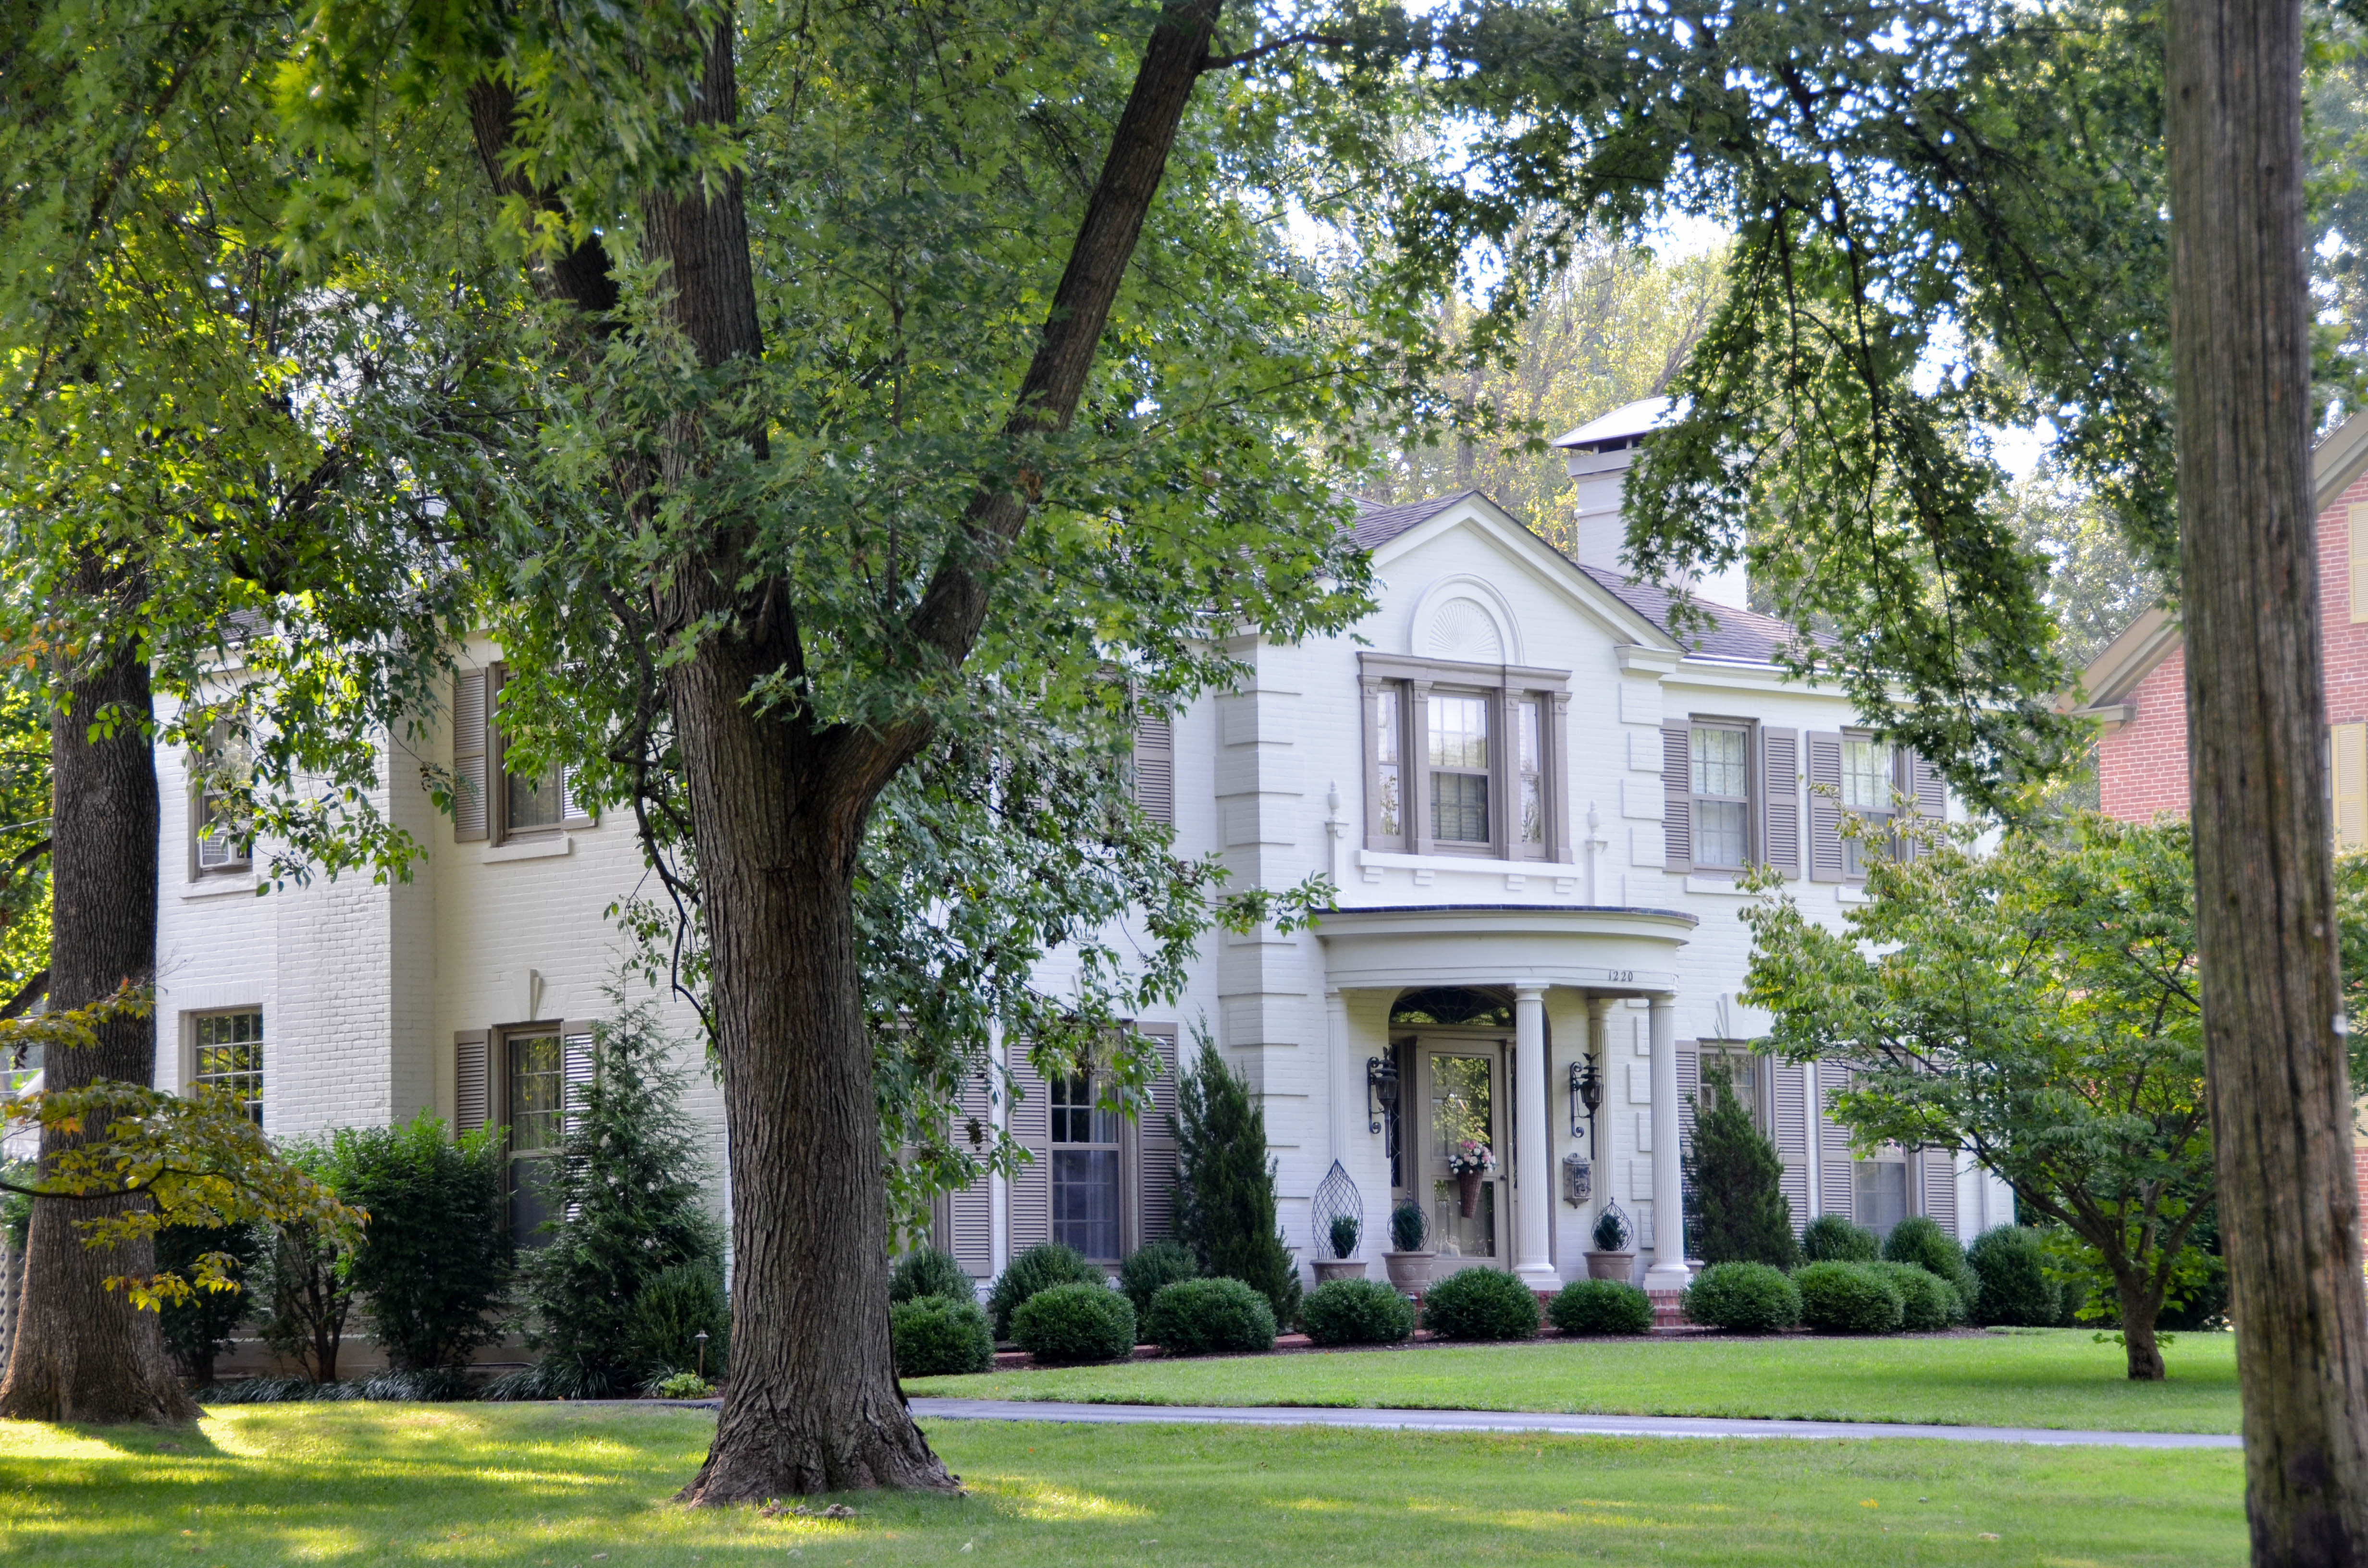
[1689,725,1752,870]
[1048,1074,1123,1264]
[192,1009,263,1123]
[1361,656,1569,862]
[1840,734,1899,877]
[1427,694,1491,845]
[189,723,253,877]
[506,1030,565,1248]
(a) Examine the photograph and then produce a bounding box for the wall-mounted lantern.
[1367,1056,1400,1135]
[1569,1055,1602,1150]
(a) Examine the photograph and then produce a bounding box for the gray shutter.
[561,1025,596,1134]
[1008,1045,1050,1255]
[1806,731,1845,882]
[1921,1147,1959,1237]
[1676,1041,1701,1142]
[1137,1025,1181,1244]
[454,1030,490,1132]
[1761,727,1801,879]
[1772,1058,1810,1236]
[950,1068,994,1278]
[1903,749,1947,858]
[453,671,489,842]
[1818,1062,1856,1221]
[1134,712,1174,828]
[1661,720,1692,874]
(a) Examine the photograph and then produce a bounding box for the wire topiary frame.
[1311,1160,1364,1261]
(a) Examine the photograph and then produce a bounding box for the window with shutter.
[1661,720,1692,873]
[454,1030,490,1132]
[452,670,489,843]
[505,1028,565,1248]
[2335,723,2368,850]
[1687,723,1752,870]
[1132,711,1174,828]
[493,666,566,840]
[1761,728,1801,878]
[1806,732,1846,882]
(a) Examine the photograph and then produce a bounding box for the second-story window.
[1515,698,1545,848]
[1372,686,1403,840]
[1427,694,1491,845]
[1361,657,1569,861]
[1690,725,1752,869]
[1840,734,1898,877]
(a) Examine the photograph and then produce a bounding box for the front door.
[1423,1045,1503,1261]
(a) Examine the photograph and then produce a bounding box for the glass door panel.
[1426,1050,1499,1259]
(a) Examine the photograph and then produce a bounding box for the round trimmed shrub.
[890,1296,995,1377]
[1144,1276,1277,1356]
[1801,1213,1881,1262]
[1965,1225,2060,1326]
[890,1247,975,1306]
[987,1242,1106,1339]
[1883,1216,1979,1321]
[1548,1278,1654,1336]
[1795,1261,1906,1334]
[1302,1279,1416,1347]
[1119,1240,1201,1319]
[1867,1262,1955,1332]
[1011,1283,1137,1365]
[1682,1262,1801,1333]
[1420,1267,1541,1341]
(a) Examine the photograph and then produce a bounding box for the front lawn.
[0,1403,2242,1566]
[906,1327,2242,1433]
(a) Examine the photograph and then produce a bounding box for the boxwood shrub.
[1011,1283,1138,1364]
[1548,1278,1654,1336]
[890,1247,975,1306]
[1301,1279,1416,1347]
[1867,1261,1955,1332]
[1682,1262,1801,1333]
[1883,1216,1979,1321]
[890,1296,995,1377]
[1144,1276,1277,1356]
[1794,1261,1906,1334]
[1420,1267,1541,1341]
[1965,1225,2060,1326]
[987,1242,1106,1339]
[1800,1213,1881,1262]
[1119,1240,1201,1319]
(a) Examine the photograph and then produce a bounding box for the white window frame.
[187,1007,264,1123]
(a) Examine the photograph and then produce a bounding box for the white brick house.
[151,402,2013,1295]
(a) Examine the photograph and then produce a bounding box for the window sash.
[1690,725,1752,869]
[192,1010,263,1123]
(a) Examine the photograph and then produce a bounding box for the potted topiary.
[1585,1201,1636,1283]
[1313,1212,1368,1285]
[1381,1199,1434,1290]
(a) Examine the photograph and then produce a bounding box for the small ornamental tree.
[1173,1034,1300,1326]
[1682,1062,1797,1269]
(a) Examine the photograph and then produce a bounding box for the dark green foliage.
[2156,1252,2230,1331]
[1801,1214,1881,1262]
[1683,1064,1798,1268]
[257,1135,358,1384]
[1300,1279,1416,1347]
[890,1247,975,1307]
[1883,1217,1979,1321]
[334,1116,512,1373]
[1390,1200,1429,1253]
[1327,1213,1360,1262]
[518,1004,724,1396]
[1173,1037,1300,1325]
[1591,1206,1631,1253]
[988,1242,1107,1339]
[1682,1262,1801,1334]
[1420,1267,1541,1341]
[890,1296,995,1377]
[1867,1262,1955,1332]
[156,1222,264,1385]
[625,1262,729,1379]
[1966,1226,2062,1327]
[1143,1276,1276,1356]
[1548,1278,1655,1336]
[1011,1283,1136,1365]
[1794,1262,1906,1335]
[1118,1241,1199,1320]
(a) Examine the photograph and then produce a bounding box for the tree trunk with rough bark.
[2170,0,2368,1556]
[0,580,194,1422]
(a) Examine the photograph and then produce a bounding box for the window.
[498,674,566,836]
[1427,694,1491,844]
[1840,734,1898,877]
[506,1031,565,1248]
[1049,1074,1122,1263]
[1515,698,1545,847]
[192,1010,263,1122]
[1371,687,1403,839]
[1853,1152,1910,1239]
[1696,1045,1765,1133]
[1361,657,1568,860]
[189,724,252,876]
[1690,726,1752,870]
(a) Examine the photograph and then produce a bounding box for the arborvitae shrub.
[1548,1278,1654,1336]
[1301,1279,1416,1346]
[1420,1268,1541,1341]
[1119,1240,1200,1319]
[1011,1283,1137,1364]
[1174,1035,1301,1325]
[1867,1262,1955,1332]
[890,1246,975,1306]
[1390,1200,1430,1253]
[987,1242,1106,1339]
[1881,1216,1978,1321]
[625,1262,730,1379]
[1144,1276,1276,1356]
[156,1221,265,1385]
[1794,1261,1905,1334]
[1683,1065,1798,1268]
[1801,1213,1881,1262]
[1965,1225,2060,1326]
[1682,1262,1801,1333]
[334,1115,513,1373]
[891,1296,995,1377]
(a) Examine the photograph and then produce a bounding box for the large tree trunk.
[0,577,194,1422]
[2170,0,2368,1556]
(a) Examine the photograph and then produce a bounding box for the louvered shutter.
[1008,1044,1050,1254]
[561,1025,596,1134]
[453,670,489,842]
[2337,724,2368,850]
[1761,727,1801,879]
[1772,1059,1810,1236]
[1675,1042,1700,1244]
[1920,1147,1959,1238]
[1136,1025,1181,1245]
[1818,1062,1856,1221]
[1901,749,1948,858]
[1133,712,1174,828]
[950,1068,994,1278]
[561,767,596,829]
[1662,721,1693,874]
[454,1030,491,1133]
[1806,732,1845,882]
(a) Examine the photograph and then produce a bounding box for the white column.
[1326,986,1352,1166]
[1644,992,1690,1291]
[1513,984,1558,1289]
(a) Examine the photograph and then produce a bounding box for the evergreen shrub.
[1800,1213,1881,1262]
[1119,1240,1199,1319]
[626,1262,729,1378]
[1683,1064,1798,1267]
[1965,1225,2060,1326]
[1420,1267,1541,1341]
[988,1242,1106,1339]
[890,1296,995,1376]
[1882,1216,1979,1321]
[156,1221,264,1385]
[1867,1261,1955,1331]
[1390,1200,1429,1253]
[335,1115,513,1373]
[890,1247,975,1306]
[1548,1278,1654,1336]
[1011,1283,1137,1364]
[1682,1261,1801,1333]
[1794,1261,1905,1334]
[1300,1279,1416,1346]
[1174,1035,1301,1324]
[1591,1205,1631,1253]
[1144,1276,1276,1356]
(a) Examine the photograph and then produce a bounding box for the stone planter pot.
[1381,1250,1435,1290]
[1313,1259,1369,1286]
[1585,1250,1636,1284]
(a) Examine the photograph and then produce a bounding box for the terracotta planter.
[1455,1170,1481,1218]
[1584,1250,1636,1283]
[1381,1250,1435,1290]
[1313,1259,1369,1286]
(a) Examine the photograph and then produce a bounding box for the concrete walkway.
[908,1396,2241,1451]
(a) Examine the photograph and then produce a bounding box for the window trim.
[1359,653,1571,864]
[186,1007,264,1123]
[1047,1071,1129,1265]
[1838,730,1906,879]
[187,723,254,880]
[490,664,564,845]
[1687,719,1757,875]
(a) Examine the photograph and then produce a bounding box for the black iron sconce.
[1568,1055,1603,1151]
[1367,1056,1400,1135]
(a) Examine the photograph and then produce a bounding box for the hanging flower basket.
[1455,1169,1481,1217]
[1446,1140,1494,1218]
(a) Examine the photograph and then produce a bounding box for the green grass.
[0,1403,2242,1566]
[907,1328,2243,1433]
